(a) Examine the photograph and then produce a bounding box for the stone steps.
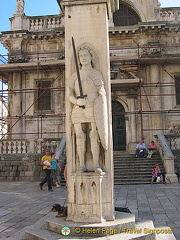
[24,212,156,240]
[24,212,176,240]
[113,153,165,185]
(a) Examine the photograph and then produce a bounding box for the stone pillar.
[150,64,163,138]
[62,0,118,222]
[127,89,138,153]
[11,72,22,139]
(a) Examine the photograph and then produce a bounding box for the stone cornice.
[0,29,65,43]
[109,21,180,34]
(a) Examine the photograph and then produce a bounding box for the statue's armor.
[69,69,104,124]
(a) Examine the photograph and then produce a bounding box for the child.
[51,153,60,188]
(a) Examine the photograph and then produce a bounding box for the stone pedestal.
[67,172,113,223]
[11,13,28,31]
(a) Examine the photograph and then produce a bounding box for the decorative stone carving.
[8,56,29,63]
[141,47,162,58]
[67,172,107,223]
[67,46,108,173]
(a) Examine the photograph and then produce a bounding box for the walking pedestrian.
[39,149,53,191]
[51,153,60,188]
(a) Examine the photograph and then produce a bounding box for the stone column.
[127,89,138,152]
[62,0,118,223]
[150,64,163,138]
[11,72,22,139]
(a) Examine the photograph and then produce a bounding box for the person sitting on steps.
[151,164,163,183]
[147,141,157,158]
[135,139,147,157]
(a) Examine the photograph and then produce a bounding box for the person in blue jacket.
[51,153,60,188]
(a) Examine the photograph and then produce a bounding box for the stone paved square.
[0,182,179,239]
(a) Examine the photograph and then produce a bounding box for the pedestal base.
[67,171,114,223]
[46,213,135,237]
[165,173,178,183]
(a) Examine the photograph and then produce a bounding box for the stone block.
[20,172,25,177]
[33,171,41,177]
[25,171,33,177]
[3,166,12,172]
[4,172,10,177]
[18,166,28,171]
[10,172,18,177]
[27,162,34,166]
[11,161,21,166]
[27,166,33,171]
[12,166,18,171]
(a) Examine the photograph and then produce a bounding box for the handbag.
[156,176,161,182]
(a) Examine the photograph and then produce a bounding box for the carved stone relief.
[67,45,108,173]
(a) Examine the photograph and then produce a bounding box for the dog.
[51,203,67,217]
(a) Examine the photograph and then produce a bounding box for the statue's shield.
[94,95,108,150]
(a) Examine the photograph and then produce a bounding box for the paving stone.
[153,214,169,221]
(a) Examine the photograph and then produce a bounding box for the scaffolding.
[0,43,180,142]
[0,49,66,140]
[110,42,180,139]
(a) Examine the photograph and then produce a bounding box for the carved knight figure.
[16,0,24,13]
[67,46,108,173]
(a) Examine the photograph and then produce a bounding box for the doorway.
[112,101,126,151]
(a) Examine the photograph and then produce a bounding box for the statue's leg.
[74,123,86,172]
[90,123,102,173]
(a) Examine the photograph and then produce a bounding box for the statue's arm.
[67,73,86,107]
[68,87,86,107]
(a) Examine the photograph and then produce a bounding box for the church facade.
[0,0,179,180]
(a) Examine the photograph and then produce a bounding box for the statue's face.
[79,49,91,66]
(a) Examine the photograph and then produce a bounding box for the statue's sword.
[72,37,87,109]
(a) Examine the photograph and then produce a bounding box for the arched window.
[113,3,141,26]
